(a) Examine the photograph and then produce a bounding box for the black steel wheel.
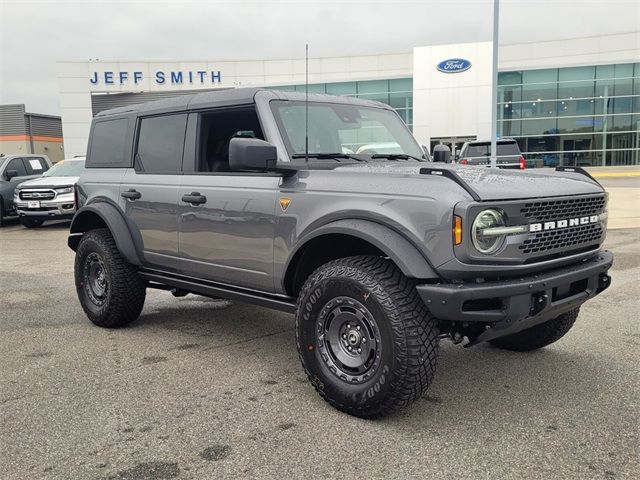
[296,255,439,418]
[74,228,146,328]
[316,296,382,384]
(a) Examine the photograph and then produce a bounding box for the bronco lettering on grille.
[529,215,600,232]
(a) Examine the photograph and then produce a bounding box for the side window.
[5,158,28,178]
[196,108,264,173]
[88,118,129,167]
[24,157,46,175]
[135,114,188,173]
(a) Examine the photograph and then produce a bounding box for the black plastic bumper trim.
[416,251,613,325]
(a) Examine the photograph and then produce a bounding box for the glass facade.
[498,63,640,166]
[269,78,413,130]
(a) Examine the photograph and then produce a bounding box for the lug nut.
[346,324,351,329]
[348,346,352,351]
[361,338,366,343]
[357,348,362,353]
[342,333,347,339]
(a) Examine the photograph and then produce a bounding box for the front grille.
[519,223,603,255]
[19,190,55,200]
[520,196,606,222]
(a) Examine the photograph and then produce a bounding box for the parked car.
[457,139,526,169]
[0,154,51,226]
[68,89,611,418]
[14,157,85,227]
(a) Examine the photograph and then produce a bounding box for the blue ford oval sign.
[436,59,472,73]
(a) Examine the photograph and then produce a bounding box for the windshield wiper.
[291,153,365,162]
[370,153,425,162]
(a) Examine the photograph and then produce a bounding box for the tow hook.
[171,288,189,297]
[530,292,549,316]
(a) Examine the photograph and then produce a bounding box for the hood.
[17,176,79,189]
[333,162,604,201]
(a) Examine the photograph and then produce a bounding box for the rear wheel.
[296,256,439,418]
[74,228,146,328]
[19,218,44,228]
[489,308,580,352]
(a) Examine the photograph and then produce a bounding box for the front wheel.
[74,228,146,328]
[489,308,580,352]
[296,256,439,418]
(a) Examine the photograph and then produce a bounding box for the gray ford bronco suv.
[69,88,612,418]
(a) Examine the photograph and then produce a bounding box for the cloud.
[1,0,638,115]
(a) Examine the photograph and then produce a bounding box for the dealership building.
[57,31,639,166]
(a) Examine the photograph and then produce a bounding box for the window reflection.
[498,63,639,166]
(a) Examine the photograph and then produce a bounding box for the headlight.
[55,187,73,194]
[472,209,507,254]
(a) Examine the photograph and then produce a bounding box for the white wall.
[412,42,493,146]
[57,53,413,157]
[499,31,640,71]
[57,32,639,157]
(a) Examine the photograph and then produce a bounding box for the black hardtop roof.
[95,87,391,118]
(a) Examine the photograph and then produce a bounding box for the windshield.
[42,160,85,177]
[270,101,424,158]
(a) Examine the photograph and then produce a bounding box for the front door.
[177,174,278,291]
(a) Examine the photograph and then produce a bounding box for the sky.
[1,0,639,115]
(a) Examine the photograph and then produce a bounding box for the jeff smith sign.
[90,70,222,86]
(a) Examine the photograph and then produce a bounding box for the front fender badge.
[279,197,291,211]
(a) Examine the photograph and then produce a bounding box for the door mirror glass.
[5,169,18,180]
[229,138,277,172]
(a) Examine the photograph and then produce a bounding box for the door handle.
[182,192,207,205]
[121,189,141,200]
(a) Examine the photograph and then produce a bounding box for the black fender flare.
[287,218,439,280]
[68,202,142,266]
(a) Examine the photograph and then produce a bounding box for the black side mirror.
[229,138,277,172]
[5,169,18,180]
[432,145,452,163]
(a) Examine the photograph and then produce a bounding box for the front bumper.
[15,199,76,220]
[416,251,613,343]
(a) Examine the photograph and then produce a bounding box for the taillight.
[459,158,468,165]
[519,155,526,170]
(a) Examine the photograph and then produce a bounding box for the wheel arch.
[68,201,142,266]
[283,219,438,297]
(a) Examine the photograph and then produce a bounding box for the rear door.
[120,113,187,270]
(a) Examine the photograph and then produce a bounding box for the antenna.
[305,43,309,163]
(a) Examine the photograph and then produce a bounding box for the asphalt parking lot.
[1,201,638,479]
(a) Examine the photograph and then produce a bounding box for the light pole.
[490,0,500,168]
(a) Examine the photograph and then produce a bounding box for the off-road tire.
[19,218,44,228]
[296,255,439,418]
[489,308,580,352]
[74,228,146,328]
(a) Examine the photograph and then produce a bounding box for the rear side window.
[88,118,129,167]
[135,114,187,173]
